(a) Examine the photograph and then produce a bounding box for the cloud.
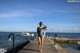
[51,10,68,13]
[0,9,43,18]
[29,9,43,13]
[50,9,80,14]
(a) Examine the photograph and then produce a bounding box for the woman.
[37,21,47,53]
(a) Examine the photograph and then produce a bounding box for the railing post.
[8,33,14,53]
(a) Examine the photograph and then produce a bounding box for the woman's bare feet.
[39,49,42,53]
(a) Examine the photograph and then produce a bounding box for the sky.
[0,0,80,32]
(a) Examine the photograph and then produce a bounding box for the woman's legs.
[38,36,40,44]
[41,36,44,48]
[38,36,42,53]
[38,36,44,53]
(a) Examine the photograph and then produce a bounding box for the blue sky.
[0,0,80,32]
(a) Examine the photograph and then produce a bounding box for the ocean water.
[0,32,80,51]
[60,44,80,53]
[0,32,35,50]
[46,32,80,38]
[46,32,80,53]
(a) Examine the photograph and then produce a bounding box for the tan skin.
[37,25,45,53]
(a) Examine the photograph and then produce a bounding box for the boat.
[77,41,80,50]
[17,32,31,36]
[77,41,80,45]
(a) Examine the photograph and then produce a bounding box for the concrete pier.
[17,37,59,53]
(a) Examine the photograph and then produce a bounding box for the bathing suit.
[37,27,45,37]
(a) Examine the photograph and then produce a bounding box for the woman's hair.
[39,21,43,27]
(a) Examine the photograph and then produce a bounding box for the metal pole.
[8,33,14,53]
[13,34,14,53]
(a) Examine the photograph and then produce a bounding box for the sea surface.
[0,32,80,51]
[0,32,36,50]
[60,44,80,53]
[46,32,80,38]
[46,32,80,53]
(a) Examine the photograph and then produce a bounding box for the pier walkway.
[17,37,59,53]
